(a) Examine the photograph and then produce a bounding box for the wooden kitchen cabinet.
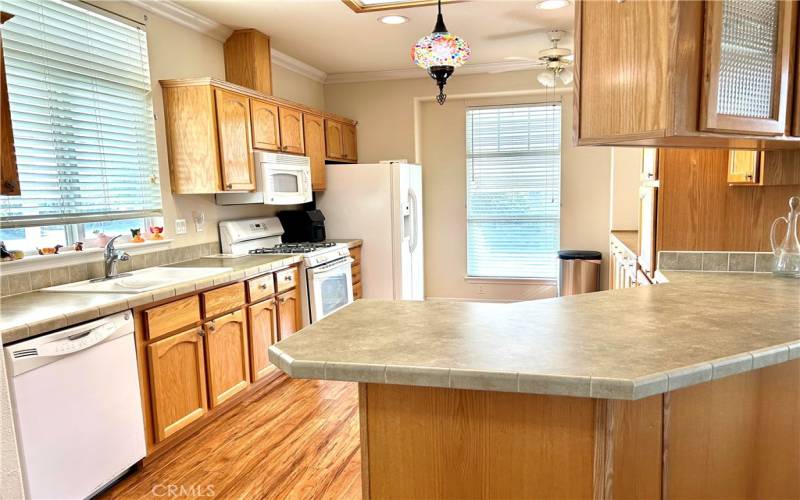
[303,113,327,191]
[247,298,278,382]
[250,99,281,151]
[147,327,208,442]
[278,107,304,154]
[276,289,300,340]
[575,0,800,149]
[325,119,358,162]
[728,150,760,184]
[161,78,357,193]
[204,309,250,407]
[1,12,19,196]
[215,89,256,191]
[701,1,794,136]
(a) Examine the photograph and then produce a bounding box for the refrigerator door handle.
[408,188,419,253]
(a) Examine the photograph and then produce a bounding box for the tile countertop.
[269,271,800,400]
[0,254,302,345]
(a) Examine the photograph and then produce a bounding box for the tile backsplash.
[658,251,775,273]
[0,242,219,297]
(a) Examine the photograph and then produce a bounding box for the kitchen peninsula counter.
[271,271,800,499]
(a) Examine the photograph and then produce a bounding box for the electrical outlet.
[175,219,187,235]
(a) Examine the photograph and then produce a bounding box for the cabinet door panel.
[147,328,208,442]
[325,119,344,159]
[205,309,250,407]
[701,0,794,135]
[303,113,326,191]
[215,89,255,191]
[279,107,304,154]
[342,123,357,162]
[727,150,760,184]
[247,299,277,382]
[250,99,281,151]
[277,289,300,340]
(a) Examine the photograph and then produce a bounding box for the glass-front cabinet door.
[701,0,795,135]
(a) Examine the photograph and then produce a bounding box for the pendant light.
[411,0,470,105]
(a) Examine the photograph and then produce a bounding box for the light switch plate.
[175,219,187,235]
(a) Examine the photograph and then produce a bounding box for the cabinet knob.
[197,327,204,337]
[226,183,233,189]
[259,283,268,290]
[208,321,215,332]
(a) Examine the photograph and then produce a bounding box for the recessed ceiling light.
[535,0,571,10]
[378,15,409,25]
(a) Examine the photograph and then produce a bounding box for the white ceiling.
[172,0,574,77]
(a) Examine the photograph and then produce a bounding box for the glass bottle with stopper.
[770,196,800,278]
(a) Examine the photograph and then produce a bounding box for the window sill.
[464,276,557,285]
[0,239,174,275]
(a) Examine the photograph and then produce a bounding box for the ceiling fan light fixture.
[411,0,470,105]
[537,71,556,88]
[378,15,409,24]
[535,0,571,10]
[559,68,573,85]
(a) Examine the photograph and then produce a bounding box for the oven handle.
[310,257,354,275]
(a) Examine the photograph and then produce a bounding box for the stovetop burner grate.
[248,241,338,255]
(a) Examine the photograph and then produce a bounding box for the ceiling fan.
[491,30,574,88]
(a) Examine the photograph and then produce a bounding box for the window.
[0,0,161,238]
[466,103,561,280]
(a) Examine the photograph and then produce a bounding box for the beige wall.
[610,148,644,231]
[92,2,326,249]
[326,74,612,301]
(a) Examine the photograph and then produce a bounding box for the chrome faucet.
[98,235,131,281]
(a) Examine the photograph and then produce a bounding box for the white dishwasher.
[5,311,146,499]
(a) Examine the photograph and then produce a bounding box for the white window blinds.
[0,0,161,228]
[466,103,561,279]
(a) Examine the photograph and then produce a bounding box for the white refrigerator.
[318,162,424,300]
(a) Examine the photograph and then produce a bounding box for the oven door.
[264,165,312,205]
[307,257,354,323]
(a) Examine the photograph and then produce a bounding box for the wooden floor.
[101,370,361,499]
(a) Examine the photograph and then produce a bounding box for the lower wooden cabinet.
[204,309,250,407]
[247,298,277,382]
[147,327,208,442]
[277,289,300,340]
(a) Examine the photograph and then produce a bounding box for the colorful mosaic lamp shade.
[411,0,470,105]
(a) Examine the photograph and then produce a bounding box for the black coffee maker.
[277,209,326,243]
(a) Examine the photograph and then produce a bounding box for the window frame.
[464,102,563,282]
[0,0,162,232]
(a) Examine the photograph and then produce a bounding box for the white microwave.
[215,152,312,206]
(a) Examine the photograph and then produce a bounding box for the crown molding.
[270,50,328,83]
[128,0,233,41]
[130,0,328,83]
[325,60,540,85]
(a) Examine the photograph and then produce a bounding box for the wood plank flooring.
[101,369,361,499]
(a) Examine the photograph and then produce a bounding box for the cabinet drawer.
[350,245,361,266]
[351,264,361,285]
[247,273,275,302]
[353,281,362,300]
[144,296,201,340]
[275,267,298,293]
[202,282,246,318]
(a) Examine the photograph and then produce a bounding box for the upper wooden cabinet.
[303,113,327,191]
[250,99,281,151]
[223,29,272,95]
[215,89,256,191]
[575,0,800,149]
[1,12,20,196]
[325,119,357,162]
[279,107,304,154]
[161,78,357,193]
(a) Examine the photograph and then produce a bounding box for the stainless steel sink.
[42,266,232,294]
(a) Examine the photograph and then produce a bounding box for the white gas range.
[217,217,353,326]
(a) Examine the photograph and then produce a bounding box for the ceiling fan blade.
[488,62,543,74]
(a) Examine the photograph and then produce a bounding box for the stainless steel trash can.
[558,250,602,296]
